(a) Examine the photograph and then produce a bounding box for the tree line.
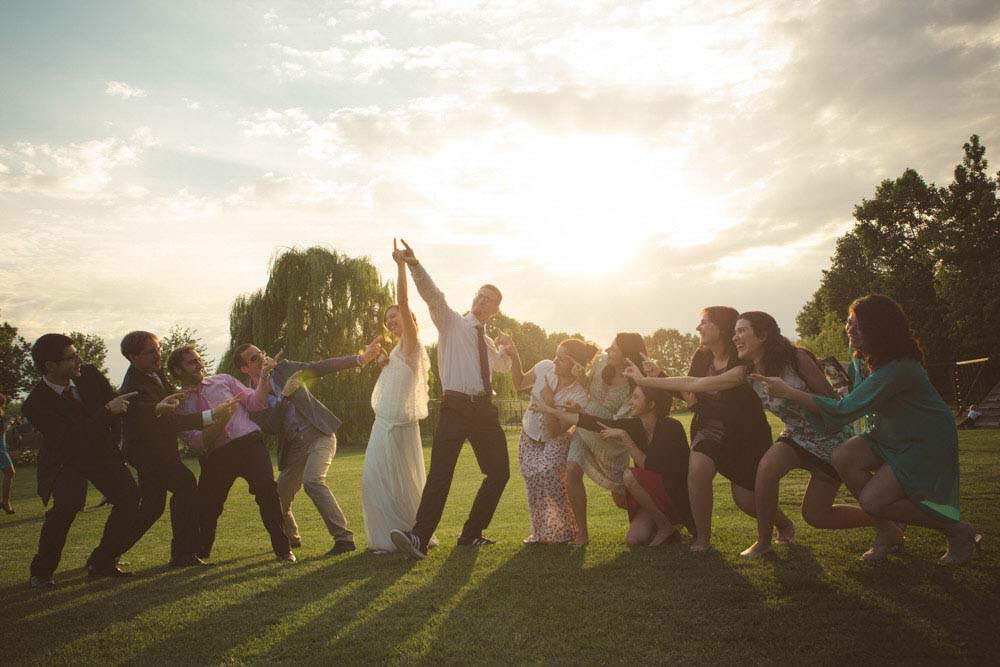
[797,135,1000,363]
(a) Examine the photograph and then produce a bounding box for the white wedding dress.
[362,340,437,552]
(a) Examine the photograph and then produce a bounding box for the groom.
[390,240,513,559]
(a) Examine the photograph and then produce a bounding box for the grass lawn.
[4,415,999,664]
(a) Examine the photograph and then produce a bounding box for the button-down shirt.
[43,376,80,400]
[410,263,511,395]
[178,374,267,455]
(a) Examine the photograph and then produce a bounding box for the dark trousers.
[122,460,200,560]
[30,461,140,579]
[413,395,510,544]
[197,432,290,557]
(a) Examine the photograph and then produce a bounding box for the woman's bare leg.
[742,442,799,557]
[566,461,588,545]
[687,452,715,551]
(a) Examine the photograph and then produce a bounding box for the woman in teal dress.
[753,295,980,565]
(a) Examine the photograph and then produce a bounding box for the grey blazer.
[256,356,360,470]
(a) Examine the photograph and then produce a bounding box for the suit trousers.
[277,432,354,544]
[30,461,140,578]
[197,432,290,557]
[413,395,509,545]
[122,459,200,560]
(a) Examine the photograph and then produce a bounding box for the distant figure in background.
[23,334,141,589]
[237,335,381,557]
[1,393,18,514]
[508,337,598,544]
[565,333,645,545]
[363,241,435,553]
[957,404,981,430]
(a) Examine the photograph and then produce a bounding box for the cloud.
[0,127,158,199]
[105,80,147,99]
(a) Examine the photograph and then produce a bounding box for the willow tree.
[222,247,394,446]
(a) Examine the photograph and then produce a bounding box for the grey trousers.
[277,432,354,544]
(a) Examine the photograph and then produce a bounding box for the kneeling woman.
[533,383,694,546]
[627,312,895,559]
[754,295,980,564]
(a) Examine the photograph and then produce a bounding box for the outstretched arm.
[398,238,461,331]
[623,359,746,393]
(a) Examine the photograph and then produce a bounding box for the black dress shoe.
[326,540,357,556]
[29,575,56,590]
[276,551,297,563]
[88,563,134,578]
[169,554,210,568]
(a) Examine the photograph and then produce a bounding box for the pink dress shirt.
[179,374,267,455]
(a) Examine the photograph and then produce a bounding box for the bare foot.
[775,521,796,545]
[861,524,905,561]
[648,526,677,547]
[689,539,711,553]
[740,541,773,558]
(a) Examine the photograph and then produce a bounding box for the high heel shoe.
[940,525,982,566]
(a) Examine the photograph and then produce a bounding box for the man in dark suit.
[118,331,235,567]
[23,333,141,589]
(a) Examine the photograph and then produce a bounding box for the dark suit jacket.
[22,364,123,504]
[120,365,206,469]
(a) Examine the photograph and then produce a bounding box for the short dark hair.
[121,330,158,360]
[166,344,198,378]
[234,343,255,370]
[31,333,74,372]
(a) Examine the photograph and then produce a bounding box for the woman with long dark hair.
[626,312,895,559]
[674,307,795,552]
[564,332,646,545]
[754,295,979,564]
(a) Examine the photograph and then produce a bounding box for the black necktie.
[475,324,493,396]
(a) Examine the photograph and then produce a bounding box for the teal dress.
[810,356,960,521]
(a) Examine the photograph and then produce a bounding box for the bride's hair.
[383,304,418,334]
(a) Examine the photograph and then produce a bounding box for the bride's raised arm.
[394,238,419,357]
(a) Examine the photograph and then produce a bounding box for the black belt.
[443,390,492,403]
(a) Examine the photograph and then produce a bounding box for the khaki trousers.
[277,432,354,544]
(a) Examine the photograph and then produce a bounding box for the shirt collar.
[43,376,76,396]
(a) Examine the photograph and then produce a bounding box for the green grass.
[4,416,999,664]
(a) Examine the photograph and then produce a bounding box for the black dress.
[686,349,772,491]
[576,413,694,534]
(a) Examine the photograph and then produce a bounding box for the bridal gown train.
[362,341,437,552]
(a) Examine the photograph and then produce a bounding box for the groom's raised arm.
[405,253,460,332]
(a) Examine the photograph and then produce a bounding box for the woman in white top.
[361,242,436,552]
[508,339,599,544]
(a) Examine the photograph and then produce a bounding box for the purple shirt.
[179,374,267,455]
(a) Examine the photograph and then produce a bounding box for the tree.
[798,312,850,361]
[797,168,950,361]
[68,331,109,376]
[159,325,215,374]
[0,314,32,397]
[223,247,394,446]
[643,328,701,377]
[934,135,1000,358]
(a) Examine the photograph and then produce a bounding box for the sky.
[2,0,999,384]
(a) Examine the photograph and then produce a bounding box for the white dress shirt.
[410,263,511,395]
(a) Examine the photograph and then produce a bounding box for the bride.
[362,240,437,552]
